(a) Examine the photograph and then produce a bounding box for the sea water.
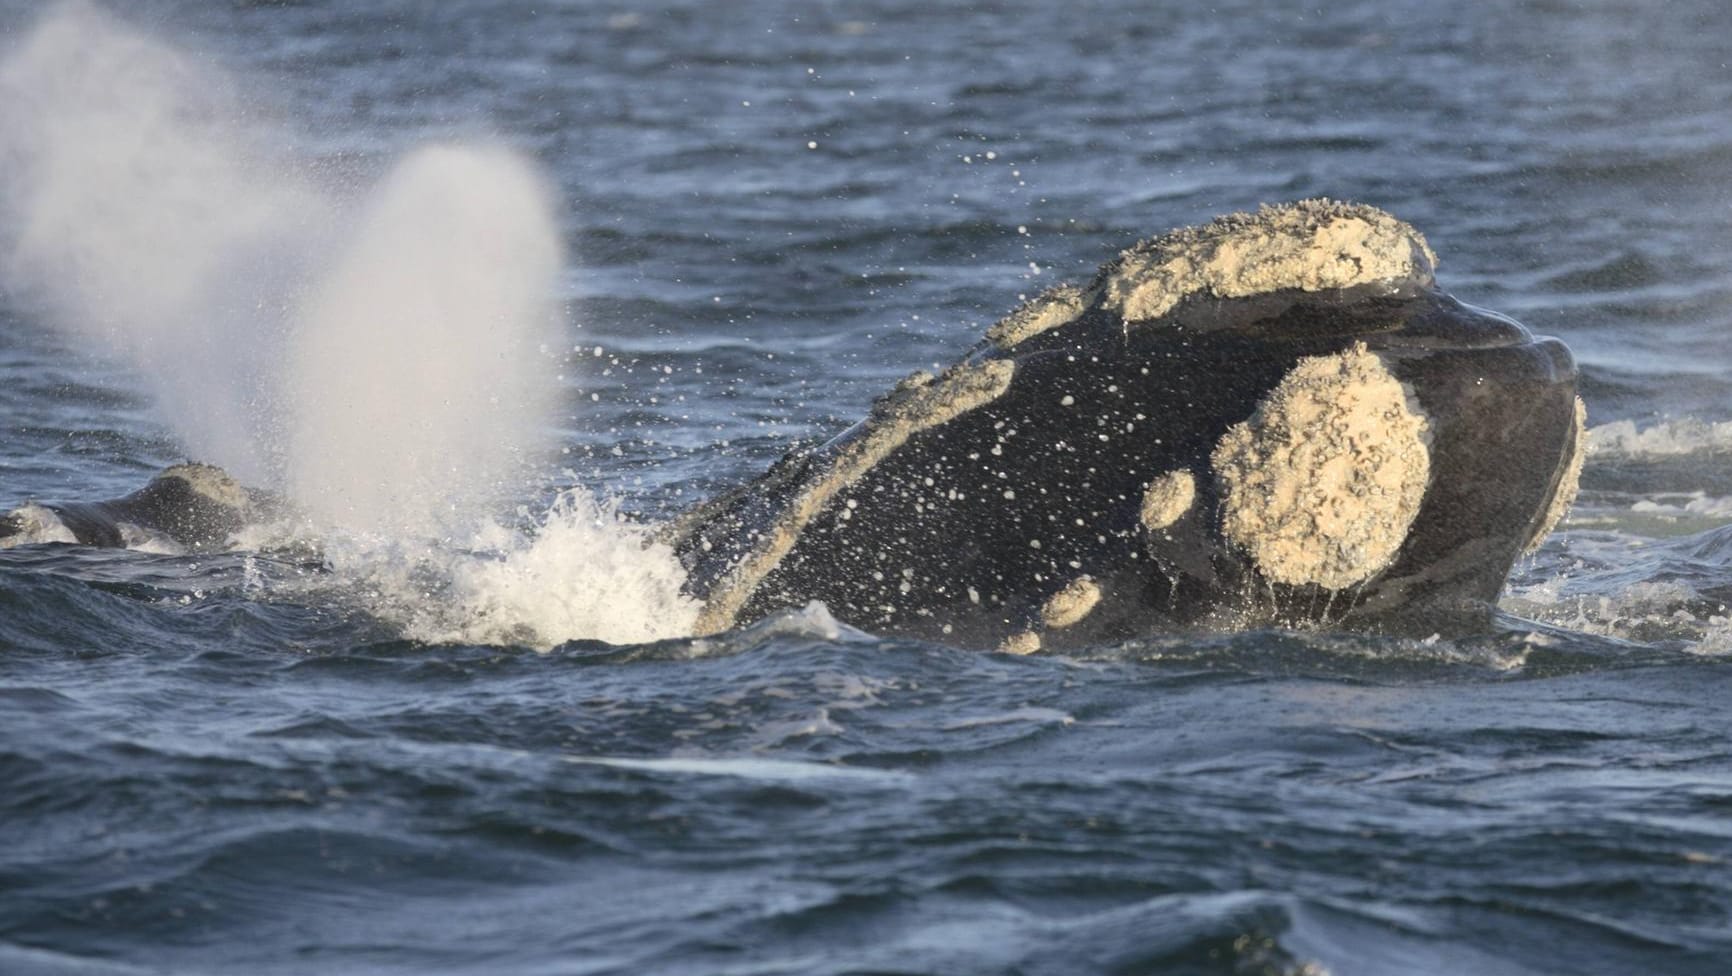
[1,2,1729,973]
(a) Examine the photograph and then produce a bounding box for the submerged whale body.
[0,463,279,552]
[1,201,1583,651]
[667,200,1584,650]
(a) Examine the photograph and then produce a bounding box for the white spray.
[0,3,700,646]
[286,144,562,540]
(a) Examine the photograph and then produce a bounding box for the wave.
[1587,417,1732,457]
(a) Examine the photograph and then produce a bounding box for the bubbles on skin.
[983,284,1085,349]
[692,358,1016,635]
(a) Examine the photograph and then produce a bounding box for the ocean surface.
[2,1,1731,973]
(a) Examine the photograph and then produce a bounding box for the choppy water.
[2,1,1730,973]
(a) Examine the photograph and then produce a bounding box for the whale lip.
[1341,312,1580,633]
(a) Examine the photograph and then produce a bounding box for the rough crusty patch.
[1095,199,1438,324]
[984,284,1086,349]
[160,462,251,510]
[694,359,1016,635]
[1523,396,1586,553]
[1212,342,1432,589]
[998,631,1041,655]
[1041,576,1101,629]
[1139,469,1196,531]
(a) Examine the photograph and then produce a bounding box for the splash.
[330,490,699,649]
[0,3,697,647]
[1586,417,1732,457]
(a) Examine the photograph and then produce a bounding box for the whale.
[664,200,1583,650]
[0,463,280,553]
[1,201,1583,650]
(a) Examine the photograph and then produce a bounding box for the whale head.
[672,200,1582,649]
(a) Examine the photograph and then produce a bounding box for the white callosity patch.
[1041,576,1102,629]
[695,358,1016,635]
[1096,199,1438,324]
[1212,342,1432,590]
[1523,395,1587,553]
[1139,469,1196,531]
[984,284,1086,349]
[998,632,1041,655]
[160,462,252,511]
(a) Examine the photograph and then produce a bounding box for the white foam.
[330,488,698,650]
[1586,418,1732,457]
[115,522,184,556]
[1629,493,1732,519]
[562,755,913,784]
[1502,574,1732,654]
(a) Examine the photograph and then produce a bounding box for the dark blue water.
[3,1,1731,973]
